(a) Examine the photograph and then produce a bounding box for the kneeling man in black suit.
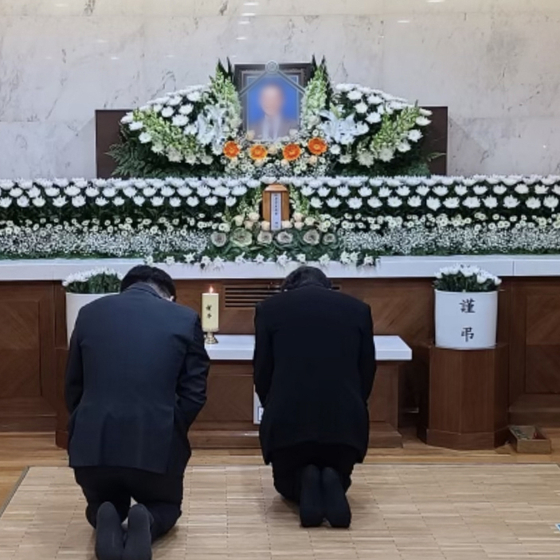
[66,266,209,560]
[253,266,376,528]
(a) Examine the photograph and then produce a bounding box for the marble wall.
[0,0,558,178]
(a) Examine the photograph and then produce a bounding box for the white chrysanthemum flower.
[407,196,422,207]
[28,187,41,198]
[396,186,411,197]
[339,154,352,164]
[358,187,372,198]
[151,197,164,207]
[172,115,189,127]
[357,152,374,166]
[388,197,402,208]
[317,187,330,198]
[113,197,125,206]
[139,132,152,144]
[356,123,369,135]
[69,195,86,208]
[53,196,67,208]
[483,196,498,208]
[503,195,519,208]
[205,196,218,206]
[348,90,362,100]
[378,187,391,198]
[473,186,488,195]
[492,186,507,195]
[454,186,468,196]
[330,144,342,155]
[179,104,194,115]
[167,96,182,106]
[121,113,134,124]
[368,197,382,208]
[367,94,383,105]
[417,186,430,196]
[9,187,23,198]
[327,197,341,208]
[16,196,29,207]
[129,121,143,131]
[416,116,431,126]
[366,113,381,125]
[443,197,460,209]
[225,197,237,207]
[310,198,323,209]
[95,197,109,207]
[535,185,549,195]
[143,187,156,197]
[355,102,368,114]
[133,196,146,206]
[161,107,174,118]
[348,197,363,209]
[433,186,448,196]
[379,148,394,162]
[337,186,350,197]
[426,197,441,211]
[187,91,202,102]
[526,197,541,209]
[515,184,529,194]
[187,196,199,207]
[544,196,559,209]
[32,197,46,207]
[463,197,481,208]
[397,141,411,153]
[408,129,423,142]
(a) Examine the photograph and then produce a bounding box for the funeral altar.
[1,59,560,448]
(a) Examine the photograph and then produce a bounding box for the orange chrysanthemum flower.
[283,143,302,161]
[223,141,241,159]
[249,144,268,161]
[308,137,328,156]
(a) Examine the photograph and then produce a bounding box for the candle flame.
[209,286,214,293]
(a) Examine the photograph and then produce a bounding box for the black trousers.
[271,443,358,503]
[74,467,183,541]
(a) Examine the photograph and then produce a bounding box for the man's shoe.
[299,465,324,527]
[123,504,152,560]
[322,467,351,528]
[95,502,124,560]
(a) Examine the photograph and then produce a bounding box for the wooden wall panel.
[0,283,56,431]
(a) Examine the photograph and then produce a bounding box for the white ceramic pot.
[435,290,498,350]
[66,292,116,344]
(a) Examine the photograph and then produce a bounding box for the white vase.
[66,292,116,344]
[435,290,498,350]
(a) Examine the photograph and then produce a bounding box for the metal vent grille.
[224,282,282,308]
[224,282,341,309]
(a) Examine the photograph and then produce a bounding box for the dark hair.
[281,266,332,292]
[121,265,176,299]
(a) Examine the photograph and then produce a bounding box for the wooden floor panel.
[2,464,560,559]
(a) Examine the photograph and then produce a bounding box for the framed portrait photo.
[234,62,312,141]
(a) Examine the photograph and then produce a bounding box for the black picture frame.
[233,62,313,137]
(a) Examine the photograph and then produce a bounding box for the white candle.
[201,287,220,332]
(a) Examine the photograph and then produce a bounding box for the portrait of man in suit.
[246,79,300,141]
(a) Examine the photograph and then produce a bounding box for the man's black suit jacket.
[65,283,209,475]
[253,286,376,464]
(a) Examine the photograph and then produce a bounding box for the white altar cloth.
[206,334,412,362]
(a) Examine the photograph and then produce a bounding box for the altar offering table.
[192,335,412,449]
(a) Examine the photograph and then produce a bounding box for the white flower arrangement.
[63,268,124,294]
[434,265,502,292]
[2,175,560,267]
[113,59,432,179]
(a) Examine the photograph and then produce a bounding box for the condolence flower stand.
[434,266,501,350]
[63,268,123,344]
